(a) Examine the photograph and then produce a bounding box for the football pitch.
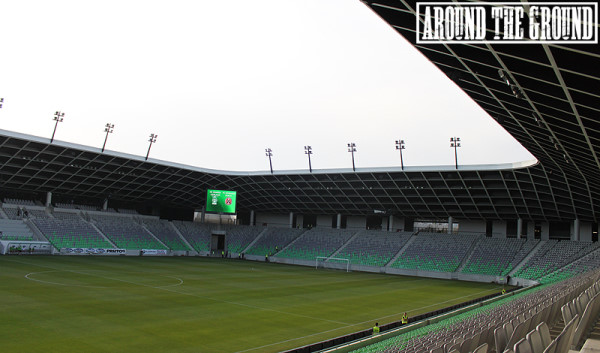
[0,256,504,352]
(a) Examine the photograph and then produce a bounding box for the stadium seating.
[222,225,262,254]
[335,230,412,267]
[352,268,599,353]
[543,247,600,284]
[245,227,304,256]
[142,219,191,251]
[172,221,212,252]
[276,228,355,260]
[0,219,35,241]
[33,218,113,249]
[25,209,50,219]
[53,211,84,220]
[461,238,538,276]
[514,241,600,280]
[91,214,167,250]
[2,206,24,220]
[391,233,480,272]
[3,198,37,206]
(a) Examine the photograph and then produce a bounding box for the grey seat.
[526,330,546,353]
[542,338,556,353]
[514,338,533,353]
[495,326,509,353]
[473,343,488,353]
[536,322,552,349]
[554,315,579,353]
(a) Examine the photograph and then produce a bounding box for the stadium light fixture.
[347,142,357,172]
[304,145,313,173]
[0,98,4,109]
[50,111,65,143]
[395,139,406,170]
[450,137,461,169]
[265,148,273,174]
[102,123,114,153]
[146,133,157,161]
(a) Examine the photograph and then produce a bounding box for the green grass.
[0,256,504,353]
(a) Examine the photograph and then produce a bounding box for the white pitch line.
[24,270,108,288]
[234,286,502,353]
[11,259,350,326]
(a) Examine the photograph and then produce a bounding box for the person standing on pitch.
[401,313,408,324]
[372,322,380,335]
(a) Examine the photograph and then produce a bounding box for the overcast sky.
[0,0,535,172]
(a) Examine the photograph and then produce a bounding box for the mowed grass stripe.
[0,256,503,353]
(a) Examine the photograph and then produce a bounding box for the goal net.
[315,256,350,272]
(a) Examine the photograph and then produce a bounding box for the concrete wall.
[580,222,593,242]
[255,213,289,227]
[527,222,536,240]
[389,217,406,232]
[347,216,366,230]
[457,220,486,234]
[317,215,332,228]
[541,222,550,240]
[492,221,507,238]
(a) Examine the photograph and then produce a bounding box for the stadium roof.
[360,0,600,222]
[0,1,598,222]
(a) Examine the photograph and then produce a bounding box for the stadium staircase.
[23,219,47,241]
[0,207,8,219]
[325,230,361,260]
[140,224,170,249]
[239,227,269,254]
[168,222,198,254]
[88,222,117,249]
[273,229,309,255]
[384,233,417,267]
[508,240,546,277]
[455,236,483,273]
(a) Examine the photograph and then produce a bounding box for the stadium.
[1,1,599,353]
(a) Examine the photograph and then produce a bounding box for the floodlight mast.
[395,139,405,170]
[146,133,157,161]
[50,111,65,143]
[450,137,461,169]
[304,146,313,173]
[102,123,114,153]
[265,148,273,174]
[347,142,357,172]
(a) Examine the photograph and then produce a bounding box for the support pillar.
[250,210,255,226]
[102,198,108,211]
[573,219,580,241]
[337,214,342,229]
[46,192,52,207]
[448,216,453,234]
[517,218,523,239]
[201,206,205,223]
[389,215,395,232]
[289,212,294,229]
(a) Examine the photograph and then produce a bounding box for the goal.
[315,256,350,272]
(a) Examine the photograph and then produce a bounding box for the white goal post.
[315,256,350,272]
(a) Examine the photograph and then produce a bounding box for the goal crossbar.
[315,256,350,272]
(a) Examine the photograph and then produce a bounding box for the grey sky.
[0,0,534,172]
